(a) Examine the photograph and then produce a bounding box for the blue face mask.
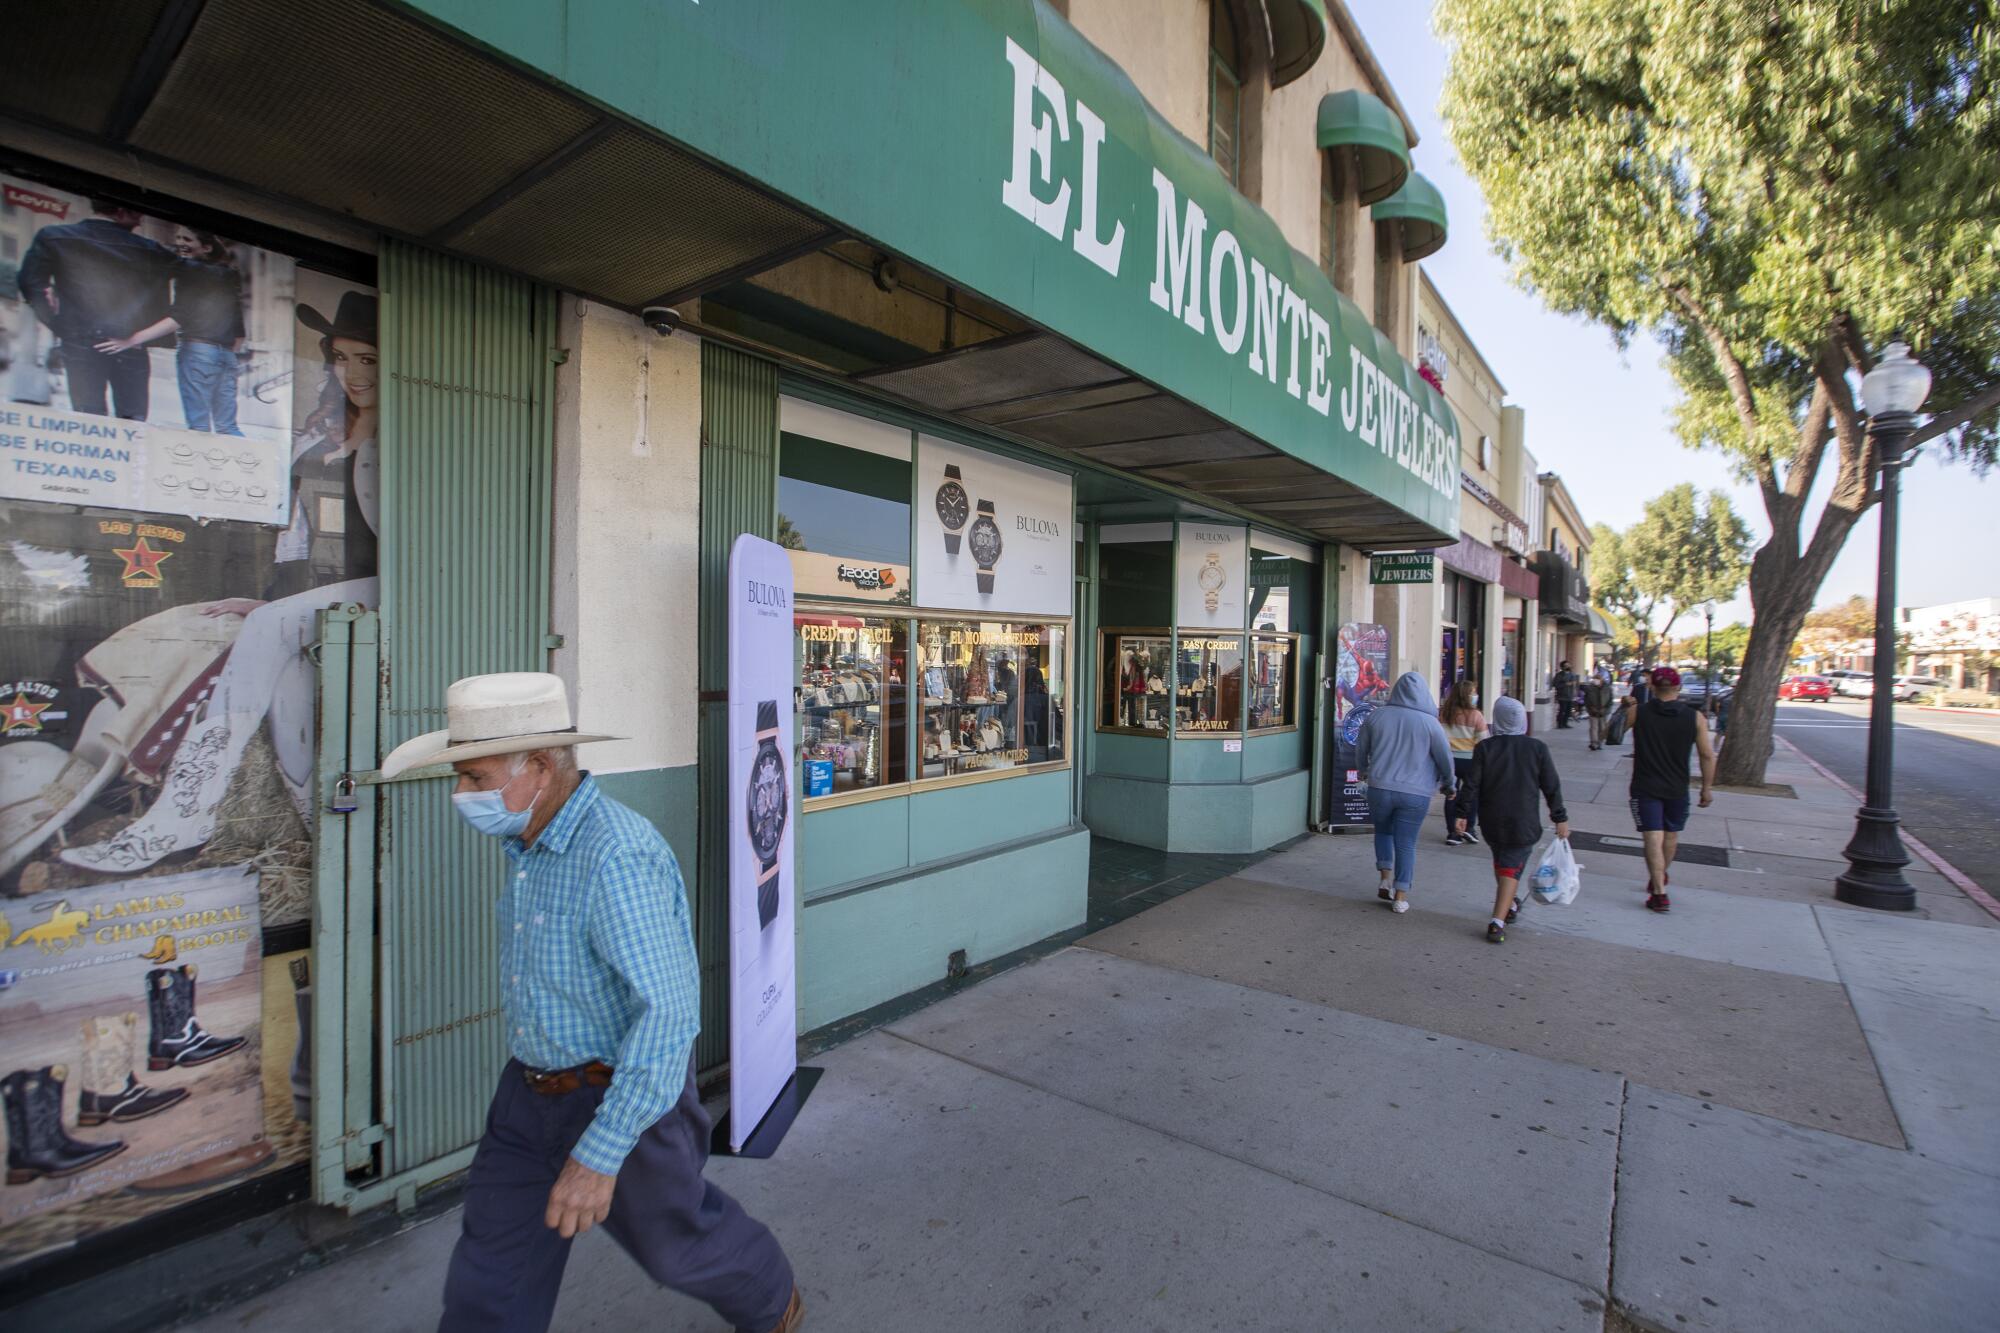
[452,781,537,839]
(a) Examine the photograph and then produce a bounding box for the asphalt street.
[1771,697,2000,895]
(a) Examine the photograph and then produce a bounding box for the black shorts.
[1631,794,1691,833]
[1491,844,1535,878]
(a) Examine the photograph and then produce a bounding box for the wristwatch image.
[935,463,970,556]
[1198,550,1227,615]
[746,700,788,930]
[969,498,1004,594]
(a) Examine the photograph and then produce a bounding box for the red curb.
[1914,704,2000,717]
[1773,734,2000,923]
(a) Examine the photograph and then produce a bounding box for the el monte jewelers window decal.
[916,619,1066,780]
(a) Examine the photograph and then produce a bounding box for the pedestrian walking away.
[379,673,804,1333]
[1551,660,1578,729]
[1438,679,1485,845]
[1620,666,1716,914]
[1356,671,1458,914]
[1454,696,1569,942]
[1582,666,1614,751]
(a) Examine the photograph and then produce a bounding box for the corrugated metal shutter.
[375,240,558,1175]
[695,343,778,1073]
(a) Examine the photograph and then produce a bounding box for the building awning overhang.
[1588,609,1614,643]
[0,0,1457,548]
[1265,0,1332,89]
[1314,90,1410,204]
[1372,172,1449,261]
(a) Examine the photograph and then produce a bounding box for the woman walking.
[1454,696,1570,943]
[1356,671,1457,914]
[1440,679,1485,845]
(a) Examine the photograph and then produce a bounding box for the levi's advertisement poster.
[914,434,1073,616]
[1330,622,1392,826]
[726,534,798,1150]
[1175,521,1248,630]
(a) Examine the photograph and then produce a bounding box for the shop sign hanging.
[1370,552,1435,584]
[914,435,1072,617]
[1,174,299,525]
[1176,521,1248,629]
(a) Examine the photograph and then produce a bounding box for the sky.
[1347,0,1994,631]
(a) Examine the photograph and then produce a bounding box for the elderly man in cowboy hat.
[382,672,802,1333]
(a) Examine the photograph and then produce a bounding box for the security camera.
[641,305,680,337]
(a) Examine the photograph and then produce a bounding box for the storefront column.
[1480,579,1506,710]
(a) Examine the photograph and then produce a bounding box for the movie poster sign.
[726,534,798,1151]
[1329,622,1391,827]
[1,175,297,525]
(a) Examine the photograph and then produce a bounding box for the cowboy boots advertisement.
[0,864,263,1262]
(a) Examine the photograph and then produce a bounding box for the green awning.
[1265,0,1330,89]
[1315,89,1411,204]
[1372,171,1448,260]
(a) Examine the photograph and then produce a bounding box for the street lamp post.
[1836,342,1932,911]
[1703,600,1716,715]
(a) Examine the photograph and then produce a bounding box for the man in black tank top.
[1619,666,1716,913]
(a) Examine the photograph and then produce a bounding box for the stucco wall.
[549,302,702,775]
[1064,0,1210,148]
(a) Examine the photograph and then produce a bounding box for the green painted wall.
[798,826,1090,1030]
[595,765,700,869]
[1090,731,1171,780]
[1085,766,1308,853]
[799,769,1076,899]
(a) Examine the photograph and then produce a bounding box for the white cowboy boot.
[59,713,254,873]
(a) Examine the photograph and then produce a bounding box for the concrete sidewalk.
[177,724,2000,1332]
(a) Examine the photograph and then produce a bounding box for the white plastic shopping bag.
[1529,837,1582,906]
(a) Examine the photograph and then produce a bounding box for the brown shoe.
[767,1287,805,1333]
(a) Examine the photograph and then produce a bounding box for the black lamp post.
[1703,600,1716,715]
[1836,342,1932,911]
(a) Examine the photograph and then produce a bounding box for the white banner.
[914,435,1072,616]
[726,534,798,1151]
[1177,521,1248,629]
[2,175,295,524]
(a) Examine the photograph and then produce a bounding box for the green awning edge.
[1265,0,1330,89]
[1314,88,1411,205]
[1372,171,1448,260]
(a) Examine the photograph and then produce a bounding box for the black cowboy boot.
[78,1012,189,1125]
[146,964,246,1070]
[3,1066,127,1183]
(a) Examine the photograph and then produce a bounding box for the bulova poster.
[1176,521,1248,630]
[914,435,1072,616]
[1,174,297,526]
[1329,623,1391,827]
[726,535,798,1150]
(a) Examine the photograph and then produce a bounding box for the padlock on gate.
[329,775,358,814]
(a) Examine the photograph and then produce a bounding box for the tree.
[1438,0,2000,785]
[1803,595,1875,640]
[775,512,806,551]
[1588,488,1751,666]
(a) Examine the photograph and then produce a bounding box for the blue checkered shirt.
[499,775,700,1174]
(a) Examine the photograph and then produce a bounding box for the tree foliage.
[1803,594,1876,638]
[1438,0,2000,782]
[1589,488,1751,663]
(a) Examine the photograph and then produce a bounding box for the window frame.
[1096,626,1175,738]
[1172,631,1248,739]
[1246,632,1304,735]
[1208,7,1243,186]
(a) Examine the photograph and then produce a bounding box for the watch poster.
[2,173,297,526]
[1175,521,1248,629]
[1329,622,1392,827]
[914,435,1072,617]
[725,533,798,1151]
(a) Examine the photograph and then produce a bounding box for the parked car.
[1779,675,1834,702]
[1823,669,1874,698]
[1892,674,1948,702]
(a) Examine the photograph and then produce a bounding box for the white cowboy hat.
[379,673,619,778]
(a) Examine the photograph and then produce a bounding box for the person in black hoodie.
[1455,695,1569,943]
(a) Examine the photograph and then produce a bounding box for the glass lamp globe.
[1861,342,1932,416]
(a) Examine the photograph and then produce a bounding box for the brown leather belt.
[520,1061,613,1096]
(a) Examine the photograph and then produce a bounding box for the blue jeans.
[1367,787,1430,892]
[176,339,243,435]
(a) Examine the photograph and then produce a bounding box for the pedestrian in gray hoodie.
[1356,671,1457,913]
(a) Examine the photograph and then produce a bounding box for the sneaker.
[1486,922,1506,943]
[1391,898,1410,914]
[1444,835,1468,846]
[1462,829,1481,845]
[1646,891,1671,913]
[1378,885,1392,902]
[1505,904,1520,924]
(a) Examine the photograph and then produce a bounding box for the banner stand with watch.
[715,533,822,1157]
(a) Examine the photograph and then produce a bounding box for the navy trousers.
[440,1060,794,1333]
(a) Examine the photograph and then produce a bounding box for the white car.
[1824,669,1874,698]
[1892,675,1947,702]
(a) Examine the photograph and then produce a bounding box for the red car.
[1779,674,1834,702]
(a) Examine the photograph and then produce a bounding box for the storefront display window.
[916,620,1066,778]
[1175,635,1244,734]
[796,615,907,799]
[1099,631,1172,734]
[1248,635,1298,731]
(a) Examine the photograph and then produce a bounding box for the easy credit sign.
[1370,553,1435,585]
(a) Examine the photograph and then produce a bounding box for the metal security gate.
[310,242,559,1210]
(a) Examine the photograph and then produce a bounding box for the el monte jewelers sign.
[416,0,1462,540]
[1371,553,1435,584]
